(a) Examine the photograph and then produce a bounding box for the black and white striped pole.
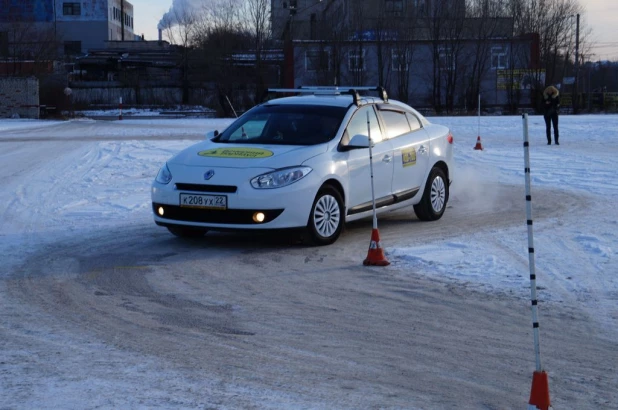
[522,113,551,410]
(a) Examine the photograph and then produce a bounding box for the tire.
[413,167,448,221]
[305,185,344,246]
[167,226,208,238]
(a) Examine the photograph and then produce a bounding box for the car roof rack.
[264,86,388,106]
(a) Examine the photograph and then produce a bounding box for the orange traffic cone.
[528,370,551,410]
[474,135,484,150]
[363,228,390,266]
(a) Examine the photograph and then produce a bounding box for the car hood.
[169,141,328,168]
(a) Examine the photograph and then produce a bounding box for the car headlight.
[250,166,312,189]
[155,163,172,184]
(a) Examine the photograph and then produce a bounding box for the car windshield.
[215,104,347,146]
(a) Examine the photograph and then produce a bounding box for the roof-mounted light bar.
[264,86,388,106]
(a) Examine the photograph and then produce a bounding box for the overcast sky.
[129,0,618,60]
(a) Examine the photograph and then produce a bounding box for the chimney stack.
[158,29,162,42]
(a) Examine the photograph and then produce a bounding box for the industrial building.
[0,0,136,59]
[271,0,541,111]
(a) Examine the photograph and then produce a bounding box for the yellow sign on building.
[497,69,546,90]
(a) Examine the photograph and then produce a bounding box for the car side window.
[380,110,412,139]
[344,105,384,144]
[405,112,422,132]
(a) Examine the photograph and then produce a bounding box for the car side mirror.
[205,130,219,140]
[347,134,373,149]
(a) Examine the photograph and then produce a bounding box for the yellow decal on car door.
[402,148,416,167]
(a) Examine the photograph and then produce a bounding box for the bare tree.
[196,0,243,37]
[240,0,272,103]
[465,0,512,112]
[509,0,583,82]
[191,0,253,114]
[343,0,369,86]
[388,17,419,103]
[426,0,467,113]
[0,21,59,76]
[159,5,201,104]
[316,1,349,87]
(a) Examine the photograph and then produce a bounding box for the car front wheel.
[305,185,344,246]
[167,225,208,238]
[414,167,448,221]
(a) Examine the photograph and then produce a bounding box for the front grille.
[153,203,284,225]
[175,183,237,193]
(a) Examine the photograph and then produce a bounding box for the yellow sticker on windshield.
[402,148,416,167]
[198,148,274,158]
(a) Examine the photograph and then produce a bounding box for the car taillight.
[447,133,454,144]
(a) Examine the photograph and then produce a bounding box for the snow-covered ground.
[1,112,616,408]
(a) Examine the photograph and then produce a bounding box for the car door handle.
[382,155,392,162]
[418,145,428,154]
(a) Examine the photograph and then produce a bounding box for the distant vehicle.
[151,86,454,245]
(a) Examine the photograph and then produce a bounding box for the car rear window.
[380,110,412,139]
[217,105,347,145]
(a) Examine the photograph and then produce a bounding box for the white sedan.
[151,87,454,245]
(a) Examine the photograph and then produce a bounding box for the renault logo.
[204,170,215,180]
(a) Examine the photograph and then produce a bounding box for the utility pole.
[121,0,125,41]
[573,13,580,114]
[53,0,57,39]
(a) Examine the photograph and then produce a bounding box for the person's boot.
[555,135,559,145]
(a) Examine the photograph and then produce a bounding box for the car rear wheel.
[167,226,208,238]
[305,186,344,246]
[414,167,448,221]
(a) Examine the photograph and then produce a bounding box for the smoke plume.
[158,0,203,30]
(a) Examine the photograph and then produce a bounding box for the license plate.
[179,193,227,210]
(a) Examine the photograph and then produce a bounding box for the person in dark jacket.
[543,85,560,145]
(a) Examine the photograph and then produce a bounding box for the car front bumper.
[151,172,320,230]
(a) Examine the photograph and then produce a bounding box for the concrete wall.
[0,77,40,118]
[69,86,219,107]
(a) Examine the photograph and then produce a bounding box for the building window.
[63,2,81,16]
[348,50,365,72]
[310,14,317,40]
[306,49,331,71]
[491,47,508,69]
[0,31,8,57]
[385,0,404,13]
[64,41,81,55]
[439,46,455,71]
[413,0,426,15]
[392,49,409,71]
